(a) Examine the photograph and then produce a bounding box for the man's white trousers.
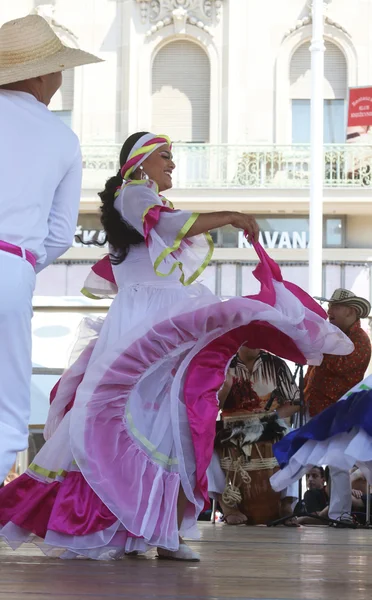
[0,251,35,483]
[329,466,352,520]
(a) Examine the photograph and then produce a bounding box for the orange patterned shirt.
[304,320,371,417]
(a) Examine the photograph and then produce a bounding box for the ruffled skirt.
[0,258,354,559]
[271,376,372,492]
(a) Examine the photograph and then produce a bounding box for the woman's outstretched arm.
[186,211,259,243]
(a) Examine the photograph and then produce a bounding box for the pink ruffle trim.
[143,205,174,246]
[1,457,179,548]
[0,472,116,538]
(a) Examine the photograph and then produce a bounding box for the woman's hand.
[186,211,259,241]
[230,212,259,243]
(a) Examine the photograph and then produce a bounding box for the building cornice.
[135,0,223,36]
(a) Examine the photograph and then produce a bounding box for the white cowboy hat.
[0,14,102,86]
[315,288,371,319]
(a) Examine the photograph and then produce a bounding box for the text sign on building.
[73,226,308,250]
[346,87,372,173]
[73,223,309,249]
[238,230,308,249]
[73,226,107,247]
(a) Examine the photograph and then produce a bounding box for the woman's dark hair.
[77,132,150,265]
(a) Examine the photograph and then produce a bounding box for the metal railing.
[81,143,372,189]
[32,367,64,376]
[33,304,109,313]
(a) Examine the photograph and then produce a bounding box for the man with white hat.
[305,288,371,523]
[306,288,371,418]
[0,14,102,483]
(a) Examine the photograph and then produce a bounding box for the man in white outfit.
[0,14,102,483]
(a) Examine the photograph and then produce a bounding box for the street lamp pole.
[309,0,325,296]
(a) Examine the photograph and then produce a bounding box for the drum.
[238,441,281,524]
[218,413,284,525]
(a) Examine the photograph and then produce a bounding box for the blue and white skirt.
[271,375,372,491]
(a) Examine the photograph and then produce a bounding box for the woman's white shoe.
[157,543,200,562]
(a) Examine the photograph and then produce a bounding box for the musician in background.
[211,346,300,525]
[305,289,371,524]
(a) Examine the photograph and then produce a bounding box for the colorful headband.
[120,133,172,180]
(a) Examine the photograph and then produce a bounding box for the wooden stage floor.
[1,523,371,600]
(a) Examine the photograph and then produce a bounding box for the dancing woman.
[0,132,353,561]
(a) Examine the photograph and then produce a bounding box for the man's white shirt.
[0,89,82,272]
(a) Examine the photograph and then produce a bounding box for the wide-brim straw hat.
[315,288,371,319]
[0,14,102,86]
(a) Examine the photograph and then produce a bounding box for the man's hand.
[218,371,234,408]
[351,489,363,499]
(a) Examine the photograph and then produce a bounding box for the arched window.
[152,40,210,142]
[290,41,347,143]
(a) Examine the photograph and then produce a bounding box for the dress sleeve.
[114,180,214,285]
[81,255,118,300]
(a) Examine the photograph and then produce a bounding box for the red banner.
[346,87,372,175]
[347,87,372,139]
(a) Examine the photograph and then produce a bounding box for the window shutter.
[290,41,347,99]
[152,41,210,142]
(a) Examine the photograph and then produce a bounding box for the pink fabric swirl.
[142,205,174,245]
[184,321,306,504]
[250,241,327,318]
[0,472,120,538]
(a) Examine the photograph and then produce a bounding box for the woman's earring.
[139,165,148,180]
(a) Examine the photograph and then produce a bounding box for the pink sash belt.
[0,240,36,269]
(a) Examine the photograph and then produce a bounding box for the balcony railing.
[81,143,372,190]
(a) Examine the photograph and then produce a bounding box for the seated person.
[348,469,372,522]
[297,466,369,525]
[1,464,19,487]
[350,467,368,494]
[304,466,329,513]
[296,466,329,524]
[209,346,300,525]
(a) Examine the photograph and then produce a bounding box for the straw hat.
[315,288,371,319]
[0,14,102,86]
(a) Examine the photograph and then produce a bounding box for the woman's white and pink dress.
[0,180,354,559]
